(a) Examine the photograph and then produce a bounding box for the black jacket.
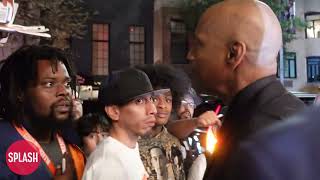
[232,106,320,180]
[206,75,305,179]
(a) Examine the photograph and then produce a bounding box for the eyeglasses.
[181,100,196,109]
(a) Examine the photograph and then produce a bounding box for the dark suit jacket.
[206,75,305,179]
[231,106,320,180]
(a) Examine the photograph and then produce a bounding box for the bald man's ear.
[105,105,120,122]
[226,42,246,70]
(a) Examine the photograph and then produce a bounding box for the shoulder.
[255,88,305,122]
[244,106,319,150]
[159,127,182,146]
[232,107,320,179]
[260,81,305,113]
[0,121,22,151]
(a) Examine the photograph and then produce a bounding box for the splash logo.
[6,140,40,175]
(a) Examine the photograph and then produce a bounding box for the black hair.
[0,45,76,125]
[135,64,191,109]
[77,113,110,136]
[76,113,110,145]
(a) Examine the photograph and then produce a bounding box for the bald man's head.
[197,0,282,66]
[187,0,283,102]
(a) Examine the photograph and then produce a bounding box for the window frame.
[277,52,297,79]
[306,56,320,83]
[129,25,145,66]
[169,18,188,64]
[305,12,320,39]
[91,23,110,76]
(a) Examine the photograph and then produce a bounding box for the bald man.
[187,0,305,179]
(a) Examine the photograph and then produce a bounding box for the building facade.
[1,0,319,93]
[72,0,154,81]
[285,0,320,91]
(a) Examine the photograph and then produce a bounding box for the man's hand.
[72,99,83,121]
[53,153,75,180]
[194,111,222,128]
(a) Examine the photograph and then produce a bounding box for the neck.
[109,126,138,149]
[24,118,54,144]
[148,125,163,138]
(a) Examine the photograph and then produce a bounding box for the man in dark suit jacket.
[231,106,320,180]
[187,0,306,179]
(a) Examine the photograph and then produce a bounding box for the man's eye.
[101,133,108,138]
[65,81,71,88]
[166,98,172,103]
[44,82,54,87]
[135,98,145,104]
[151,96,158,102]
[89,133,97,139]
[153,96,161,102]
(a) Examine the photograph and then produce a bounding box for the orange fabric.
[68,144,85,180]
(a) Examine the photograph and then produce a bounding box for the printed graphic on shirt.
[139,128,186,180]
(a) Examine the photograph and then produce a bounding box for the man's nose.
[97,134,104,144]
[187,49,195,61]
[147,101,157,115]
[156,98,167,109]
[56,84,71,96]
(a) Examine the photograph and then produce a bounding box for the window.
[284,52,297,78]
[92,23,109,75]
[305,12,320,38]
[129,26,145,66]
[277,52,297,78]
[307,57,320,82]
[170,19,188,64]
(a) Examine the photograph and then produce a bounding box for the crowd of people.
[0,0,319,180]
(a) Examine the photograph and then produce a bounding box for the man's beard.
[180,111,192,119]
[24,101,73,131]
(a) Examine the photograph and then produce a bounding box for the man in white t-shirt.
[82,68,170,180]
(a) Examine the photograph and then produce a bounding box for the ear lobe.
[104,106,120,121]
[226,42,246,70]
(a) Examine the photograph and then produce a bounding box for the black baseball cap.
[98,68,170,106]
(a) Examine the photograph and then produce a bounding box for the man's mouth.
[145,117,156,127]
[54,100,71,112]
[55,105,70,112]
[181,112,191,119]
[156,112,169,118]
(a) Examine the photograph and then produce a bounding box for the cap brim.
[151,88,171,96]
[124,88,170,104]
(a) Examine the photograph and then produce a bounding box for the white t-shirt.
[82,136,148,180]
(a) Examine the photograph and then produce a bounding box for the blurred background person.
[175,88,201,120]
[76,113,109,157]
